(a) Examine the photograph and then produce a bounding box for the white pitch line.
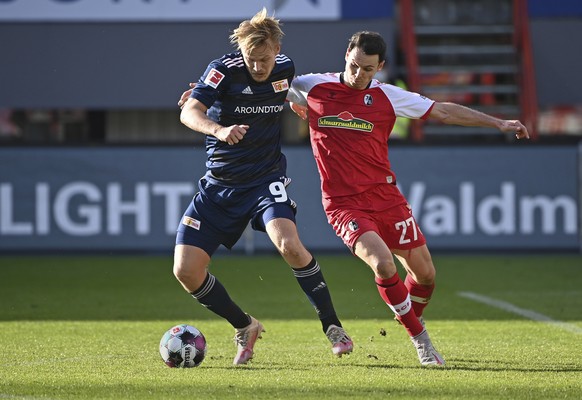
[458,291,582,335]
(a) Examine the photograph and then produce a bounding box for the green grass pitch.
[1,253,581,399]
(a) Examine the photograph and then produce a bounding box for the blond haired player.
[175,8,352,366]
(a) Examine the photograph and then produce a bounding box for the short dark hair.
[347,31,387,62]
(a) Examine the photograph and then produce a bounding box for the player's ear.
[378,60,385,71]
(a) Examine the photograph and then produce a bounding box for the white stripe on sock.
[192,274,216,299]
[293,262,320,278]
[387,294,413,316]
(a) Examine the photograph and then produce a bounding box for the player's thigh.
[354,230,398,279]
[392,244,436,284]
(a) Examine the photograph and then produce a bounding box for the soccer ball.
[159,324,207,368]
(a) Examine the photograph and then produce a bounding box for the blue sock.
[191,273,250,329]
[293,258,341,332]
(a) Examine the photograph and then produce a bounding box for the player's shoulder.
[371,79,398,91]
[372,80,415,98]
[272,53,294,76]
[215,52,245,72]
[293,72,340,90]
[296,72,339,83]
[275,53,293,66]
[372,80,435,109]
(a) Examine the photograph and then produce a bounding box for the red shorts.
[323,184,426,252]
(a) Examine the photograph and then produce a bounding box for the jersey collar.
[339,72,373,90]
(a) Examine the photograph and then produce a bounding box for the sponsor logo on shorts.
[182,216,201,230]
[272,79,289,93]
[204,68,225,89]
[348,220,359,231]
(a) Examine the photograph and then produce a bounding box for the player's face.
[343,47,385,90]
[241,41,281,82]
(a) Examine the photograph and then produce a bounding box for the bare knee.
[409,254,436,285]
[416,267,436,285]
[275,236,309,266]
[173,245,210,292]
[370,257,398,280]
[266,219,311,267]
[173,261,195,284]
[353,231,398,279]
[407,267,435,286]
[394,246,436,285]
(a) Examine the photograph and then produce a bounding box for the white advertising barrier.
[0,0,341,21]
[0,145,579,252]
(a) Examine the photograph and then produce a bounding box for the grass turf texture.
[0,254,581,399]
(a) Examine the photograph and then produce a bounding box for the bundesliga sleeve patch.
[272,79,289,93]
[204,68,225,89]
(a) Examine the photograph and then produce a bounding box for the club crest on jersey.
[182,216,201,230]
[364,94,373,106]
[348,220,359,231]
[318,111,374,132]
[204,68,225,89]
[272,79,289,93]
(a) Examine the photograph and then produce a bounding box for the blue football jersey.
[190,51,294,187]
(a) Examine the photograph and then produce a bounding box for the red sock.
[404,274,434,318]
[375,274,424,337]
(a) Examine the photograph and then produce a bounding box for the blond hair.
[229,8,284,52]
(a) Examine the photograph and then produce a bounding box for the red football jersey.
[288,73,434,198]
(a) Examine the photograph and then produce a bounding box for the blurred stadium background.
[0,0,580,254]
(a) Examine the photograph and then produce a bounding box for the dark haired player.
[287,31,529,366]
[175,8,352,365]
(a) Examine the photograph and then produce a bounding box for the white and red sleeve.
[377,82,435,120]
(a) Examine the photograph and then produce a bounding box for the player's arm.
[179,89,248,145]
[287,78,309,120]
[289,102,308,120]
[178,83,195,109]
[428,102,529,139]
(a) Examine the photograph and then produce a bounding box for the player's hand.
[500,120,530,140]
[178,82,196,109]
[290,102,308,120]
[215,125,249,145]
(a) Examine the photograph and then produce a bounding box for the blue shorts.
[176,176,297,256]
